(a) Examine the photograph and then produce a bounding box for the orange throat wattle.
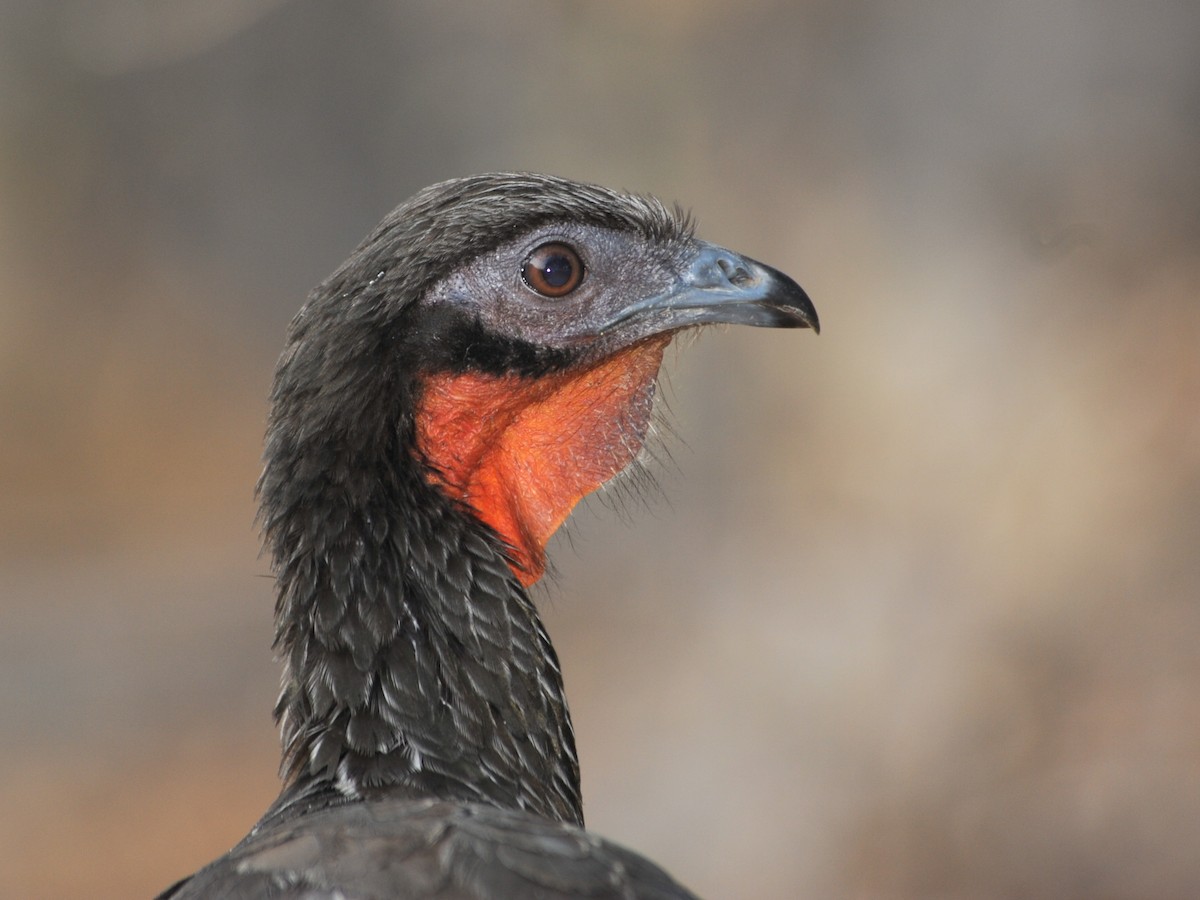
[415,335,671,586]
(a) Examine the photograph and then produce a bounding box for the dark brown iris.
[522,242,584,297]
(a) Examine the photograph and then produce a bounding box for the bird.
[157,172,818,899]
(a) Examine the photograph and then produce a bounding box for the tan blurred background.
[3,2,1199,897]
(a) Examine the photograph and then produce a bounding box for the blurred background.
[2,2,1198,897]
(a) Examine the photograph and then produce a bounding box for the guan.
[158,173,818,899]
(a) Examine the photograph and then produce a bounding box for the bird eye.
[522,242,584,298]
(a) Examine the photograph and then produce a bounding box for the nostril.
[717,256,752,286]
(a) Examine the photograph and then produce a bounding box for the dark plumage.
[159,173,817,899]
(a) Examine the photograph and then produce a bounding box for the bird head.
[263,173,817,587]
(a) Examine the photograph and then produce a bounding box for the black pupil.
[541,253,573,288]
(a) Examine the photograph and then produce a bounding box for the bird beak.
[603,242,819,335]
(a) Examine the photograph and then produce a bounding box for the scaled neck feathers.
[256,296,583,827]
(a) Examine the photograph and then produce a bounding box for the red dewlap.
[416,335,671,585]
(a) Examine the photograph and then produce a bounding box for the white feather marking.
[334,757,361,799]
[407,742,424,772]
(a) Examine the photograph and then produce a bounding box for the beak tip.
[772,275,819,335]
[805,297,820,334]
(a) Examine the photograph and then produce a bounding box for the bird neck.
[415,335,671,585]
[262,424,583,826]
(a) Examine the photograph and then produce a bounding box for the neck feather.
[260,408,583,826]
